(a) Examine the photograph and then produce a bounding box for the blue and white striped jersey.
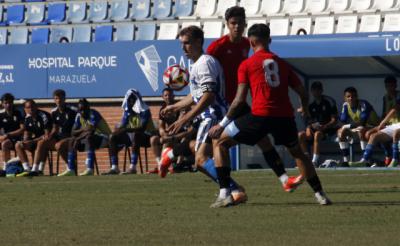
[189,54,228,120]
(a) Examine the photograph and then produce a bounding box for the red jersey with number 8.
[237,49,301,117]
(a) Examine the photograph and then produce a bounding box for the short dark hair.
[24,99,36,107]
[247,23,270,40]
[78,98,90,109]
[225,6,246,21]
[179,25,204,46]
[344,87,358,95]
[53,89,66,98]
[1,93,15,102]
[384,75,397,84]
[162,87,174,94]
[311,81,323,90]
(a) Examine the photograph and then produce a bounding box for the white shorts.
[195,118,218,151]
[380,123,400,137]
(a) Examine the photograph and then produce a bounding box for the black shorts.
[113,132,151,148]
[0,137,21,149]
[229,113,298,147]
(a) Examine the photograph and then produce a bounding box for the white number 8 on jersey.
[263,59,280,87]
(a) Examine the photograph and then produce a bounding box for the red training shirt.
[207,35,250,104]
[237,49,301,117]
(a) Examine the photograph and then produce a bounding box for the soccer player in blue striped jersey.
[160,26,247,205]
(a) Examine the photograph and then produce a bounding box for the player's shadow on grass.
[248,200,400,207]
[329,189,400,194]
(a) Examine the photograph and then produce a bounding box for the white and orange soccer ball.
[162,64,189,91]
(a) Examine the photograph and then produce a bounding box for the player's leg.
[271,118,331,205]
[57,137,77,177]
[388,126,400,167]
[1,139,14,170]
[351,131,390,166]
[312,130,324,167]
[298,127,313,155]
[255,137,303,192]
[150,135,162,165]
[15,140,32,172]
[30,138,54,175]
[79,134,103,176]
[104,132,129,175]
[358,127,369,151]
[337,127,353,166]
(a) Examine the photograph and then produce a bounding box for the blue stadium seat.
[9,27,28,44]
[72,25,92,42]
[110,0,129,21]
[175,0,194,18]
[67,2,88,23]
[0,29,7,45]
[6,5,25,25]
[131,0,151,20]
[47,3,66,24]
[26,3,46,25]
[89,1,109,22]
[25,0,45,2]
[95,25,113,42]
[153,0,173,19]
[136,23,156,40]
[50,26,72,43]
[4,0,21,2]
[31,28,49,44]
[114,23,134,41]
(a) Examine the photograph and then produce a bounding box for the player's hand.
[160,105,176,118]
[208,125,224,139]
[167,118,186,135]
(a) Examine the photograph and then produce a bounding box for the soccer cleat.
[388,159,399,168]
[79,169,94,176]
[146,168,159,174]
[57,170,75,177]
[159,147,173,178]
[16,171,30,177]
[28,171,40,177]
[349,161,368,167]
[384,157,392,166]
[101,169,120,175]
[283,175,304,192]
[120,168,137,175]
[210,195,234,208]
[315,191,332,205]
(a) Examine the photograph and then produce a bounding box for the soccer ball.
[162,64,189,91]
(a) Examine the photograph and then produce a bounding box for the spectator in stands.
[102,89,160,175]
[15,99,52,176]
[0,93,24,170]
[337,87,379,166]
[65,98,111,176]
[298,81,338,167]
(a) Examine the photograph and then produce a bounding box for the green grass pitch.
[0,170,399,246]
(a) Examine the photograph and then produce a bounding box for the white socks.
[360,141,367,150]
[312,154,319,163]
[218,188,230,199]
[22,162,30,171]
[279,173,289,185]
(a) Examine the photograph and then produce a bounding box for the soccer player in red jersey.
[207,7,303,202]
[207,6,249,105]
[209,24,331,207]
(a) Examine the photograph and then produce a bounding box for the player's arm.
[161,94,193,117]
[5,123,25,139]
[291,84,310,118]
[167,91,215,134]
[378,108,395,129]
